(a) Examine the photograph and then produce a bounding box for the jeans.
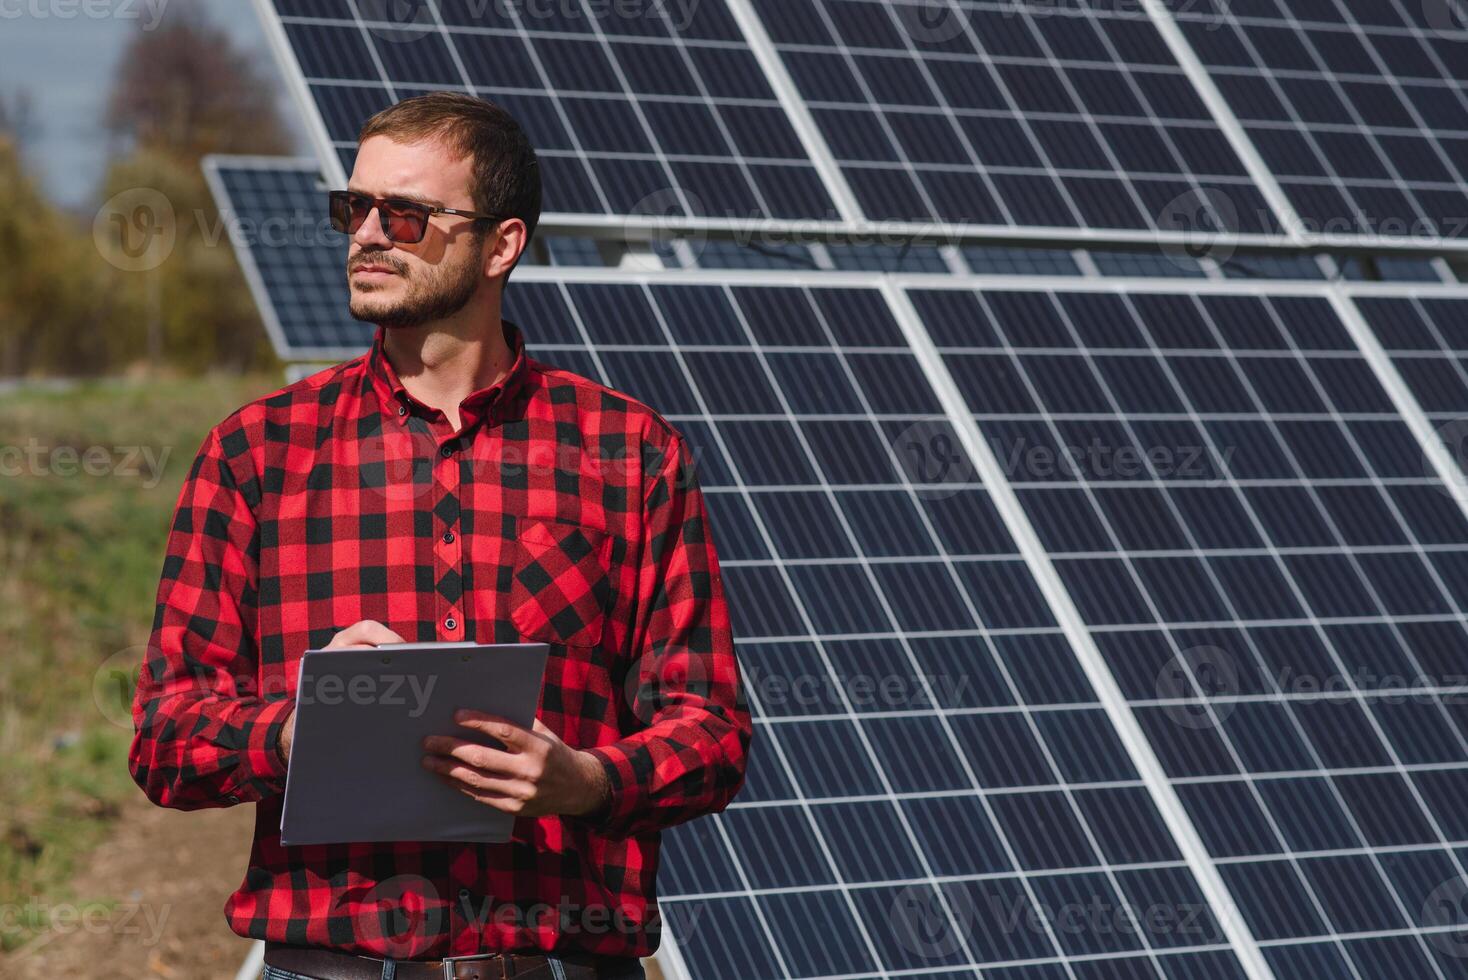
[262,955,646,980]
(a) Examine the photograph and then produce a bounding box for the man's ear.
[484,218,528,279]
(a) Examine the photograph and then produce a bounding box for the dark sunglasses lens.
[382,201,428,243]
[329,193,372,234]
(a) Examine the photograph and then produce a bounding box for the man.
[128,92,750,980]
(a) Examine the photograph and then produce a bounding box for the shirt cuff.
[241,696,296,798]
[575,743,644,834]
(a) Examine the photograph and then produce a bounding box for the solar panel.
[202,155,369,358]
[746,0,1282,234]
[1356,292,1468,481]
[914,282,1468,977]
[500,273,1259,980]
[1163,0,1468,241]
[255,0,840,221]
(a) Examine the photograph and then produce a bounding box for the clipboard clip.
[439,951,517,979]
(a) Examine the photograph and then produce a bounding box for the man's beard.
[347,233,485,329]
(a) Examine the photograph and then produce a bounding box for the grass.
[0,372,284,952]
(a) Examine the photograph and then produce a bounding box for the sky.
[0,0,308,212]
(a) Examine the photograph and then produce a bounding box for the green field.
[0,373,283,951]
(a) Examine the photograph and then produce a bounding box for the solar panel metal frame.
[1152,0,1468,251]
[247,0,1468,259]
[894,273,1468,978]
[201,153,364,361]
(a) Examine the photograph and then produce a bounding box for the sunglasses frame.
[329,190,505,244]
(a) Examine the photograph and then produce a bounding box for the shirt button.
[226,794,241,804]
[441,444,454,458]
[445,617,458,631]
[442,530,454,544]
[397,405,406,417]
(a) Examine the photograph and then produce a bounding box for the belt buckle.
[440,951,512,980]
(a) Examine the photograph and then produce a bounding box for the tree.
[104,6,292,160]
[91,5,292,374]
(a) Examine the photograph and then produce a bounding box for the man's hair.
[358,91,542,281]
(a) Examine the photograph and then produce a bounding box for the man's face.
[345,134,490,329]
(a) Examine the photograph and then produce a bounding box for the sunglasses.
[328,190,504,244]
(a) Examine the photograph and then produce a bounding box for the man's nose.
[353,206,393,248]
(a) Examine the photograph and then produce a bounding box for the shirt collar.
[365,318,533,431]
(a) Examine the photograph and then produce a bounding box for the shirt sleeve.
[575,432,752,839]
[127,426,293,810]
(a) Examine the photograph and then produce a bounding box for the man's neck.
[381,300,514,431]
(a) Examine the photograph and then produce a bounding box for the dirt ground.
[2,791,259,980]
[1,794,664,980]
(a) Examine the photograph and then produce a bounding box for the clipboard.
[279,641,550,846]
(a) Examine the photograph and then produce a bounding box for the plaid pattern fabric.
[127,319,750,960]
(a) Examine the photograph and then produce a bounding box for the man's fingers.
[326,619,406,649]
[453,710,530,748]
[422,736,530,778]
[424,758,529,801]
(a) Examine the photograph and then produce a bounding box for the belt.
[263,940,625,980]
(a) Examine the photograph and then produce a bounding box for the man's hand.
[276,619,407,765]
[421,709,610,819]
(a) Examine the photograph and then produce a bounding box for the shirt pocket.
[510,516,614,649]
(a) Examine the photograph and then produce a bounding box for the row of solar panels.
[254,0,1468,247]
[198,154,1468,362]
[207,151,1468,978]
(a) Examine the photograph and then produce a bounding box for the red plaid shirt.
[127,318,750,960]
